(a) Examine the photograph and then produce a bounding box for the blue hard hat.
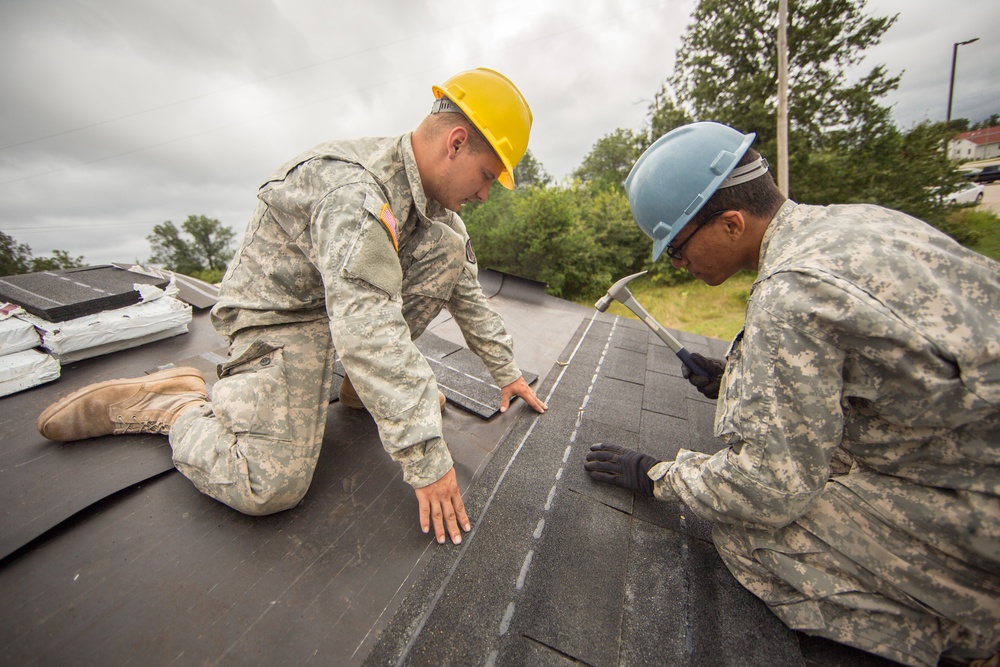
[625,122,757,262]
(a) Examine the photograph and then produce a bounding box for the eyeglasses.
[664,211,726,261]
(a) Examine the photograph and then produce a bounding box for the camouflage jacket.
[651,201,1000,565]
[212,135,521,487]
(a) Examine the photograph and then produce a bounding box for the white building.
[949,125,1000,162]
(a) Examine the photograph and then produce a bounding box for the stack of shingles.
[0,266,193,397]
[0,301,59,397]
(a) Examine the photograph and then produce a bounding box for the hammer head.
[594,271,647,312]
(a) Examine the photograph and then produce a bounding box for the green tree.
[463,187,580,295]
[464,181,670,300]
[0,231,32,276]
[948,118,971,133]
[671,0,900,155]
[793,119,960,229]
[31,249,86,272]
[514,149,552,188]
[574,186,653,290]
[646,83,693,145]
[971,114,1000,130]
[573,128,646,191]
[148,215,235,280]
[663,0,976,229]
[1,231,86,276]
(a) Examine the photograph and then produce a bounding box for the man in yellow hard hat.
[37,68,547,546]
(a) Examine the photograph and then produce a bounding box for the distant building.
[948,125,1000,162]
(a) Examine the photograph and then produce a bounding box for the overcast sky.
[2,0,998,266]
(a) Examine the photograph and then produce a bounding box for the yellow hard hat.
[432,68,532,189]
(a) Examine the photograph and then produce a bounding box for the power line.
[3,221,162,233]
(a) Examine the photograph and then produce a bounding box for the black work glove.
[681,352,726,400]
[584,443,661,497]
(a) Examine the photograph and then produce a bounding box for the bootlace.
[113,415,171,435]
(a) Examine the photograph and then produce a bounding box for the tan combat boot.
[339,374,446,411]
[37,367,209,442]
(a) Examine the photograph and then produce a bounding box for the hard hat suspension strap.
[431,98,463,115]
[719,157,769,189]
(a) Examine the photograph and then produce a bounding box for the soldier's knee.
[230,485,307,516]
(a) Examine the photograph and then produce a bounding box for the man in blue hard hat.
[585,121,1000,666]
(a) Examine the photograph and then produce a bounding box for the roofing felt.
[0,270,900,667]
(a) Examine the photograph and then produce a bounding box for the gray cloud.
[1,0,997,266]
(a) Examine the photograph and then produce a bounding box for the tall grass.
[960,208,1000,262]
[579,271,754,342]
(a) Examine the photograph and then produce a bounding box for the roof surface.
[0,269,900,666]
[956,125,1000,145]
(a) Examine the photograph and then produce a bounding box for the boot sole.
[37,367,207,439]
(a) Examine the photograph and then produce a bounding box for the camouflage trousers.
[170,219,465,515]
[713,481,1000,667]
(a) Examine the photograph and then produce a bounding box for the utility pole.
[776,0,789,197]
[947,38,979,124]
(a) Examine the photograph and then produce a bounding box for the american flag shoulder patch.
[379,203,399,251]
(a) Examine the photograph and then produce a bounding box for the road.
[978,182,1000,216]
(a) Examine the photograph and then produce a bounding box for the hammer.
[595,271,709,377]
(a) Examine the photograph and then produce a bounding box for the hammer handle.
[676,347,709,378]
[622,296,710,377]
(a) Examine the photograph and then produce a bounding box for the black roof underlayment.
[0,269,899,667]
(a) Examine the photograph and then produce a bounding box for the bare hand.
[500,376,547,414]
[415,467,471,544]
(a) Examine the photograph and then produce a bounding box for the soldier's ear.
[447,127,468,158]
[720,210,746,240]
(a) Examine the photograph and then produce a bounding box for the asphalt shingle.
[0,273,904,667]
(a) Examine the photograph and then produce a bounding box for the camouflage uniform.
[648,201,1000,666]
[170,135,522,515]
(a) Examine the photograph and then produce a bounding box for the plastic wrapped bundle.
[19,296,193,363]
[0,348,60,397]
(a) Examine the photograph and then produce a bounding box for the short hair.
[422,109,493,156]
[688,148,785,228]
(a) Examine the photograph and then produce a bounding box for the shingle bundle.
[0,303,59,397]
[0,266,194,396]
